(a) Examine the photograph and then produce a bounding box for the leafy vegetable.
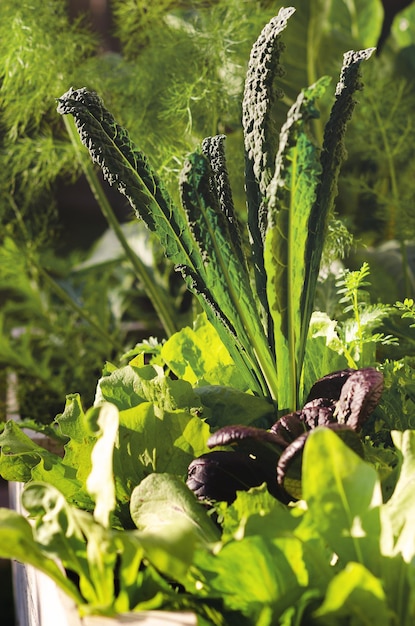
[185,429,415,625]
[188,367,383,504]
[57,7,374,410]
[302,428,415,625]
[17,481,186,615]
[0,426,410,621]
[1,365,212,526]
[130,472,220,546]
[0,506,84,606]
[2,8,415,625]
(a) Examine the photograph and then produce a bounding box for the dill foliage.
[0,0,280,235]
[337,48,415,244]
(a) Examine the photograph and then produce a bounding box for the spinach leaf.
[313,562,389,625]
[130,472,220,546]
[302,427,383,571]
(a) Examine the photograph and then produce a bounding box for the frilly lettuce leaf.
[161,313,245,390]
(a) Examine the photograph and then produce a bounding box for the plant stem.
[400,241,411,297]
[306,1,330,146]
[344,0,359,39]
[38,265,124,352]
[370,91,414,295]
[370,94,399,240]
[353,287,364,360]
[288,149,299,410]
[63,116,179,338]
[9,195,123,353]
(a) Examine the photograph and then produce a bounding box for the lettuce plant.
[0,372,415,623]
[56,7,374,413]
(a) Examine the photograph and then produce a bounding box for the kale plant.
[57,8,375,413]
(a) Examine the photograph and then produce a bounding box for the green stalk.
[306,1,331,146]
[400,241,411,298]
[63,116,178,337]
[352,286,364,360]
[370,92,413,296]
[37,265,124,352]
[288,149,299,410]
[344,0,359,39]
[370,92,399,240]
[9,195,123,352]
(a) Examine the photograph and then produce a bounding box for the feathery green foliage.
[335,263,398,367]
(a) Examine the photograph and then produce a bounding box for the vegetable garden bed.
[2,7,415,626]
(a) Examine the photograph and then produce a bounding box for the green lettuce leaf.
[86,403,118,528]
[112,402,210,516]
[56,394,97,491]
[161,313,245,390]
[0,419,55,482]
[20,482,171,614]
[22,482,103,604]
[95,366,147,409]
[0,419,93,510]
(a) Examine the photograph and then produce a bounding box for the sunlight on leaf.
[87,403,118,528]
[302,427,382,572]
